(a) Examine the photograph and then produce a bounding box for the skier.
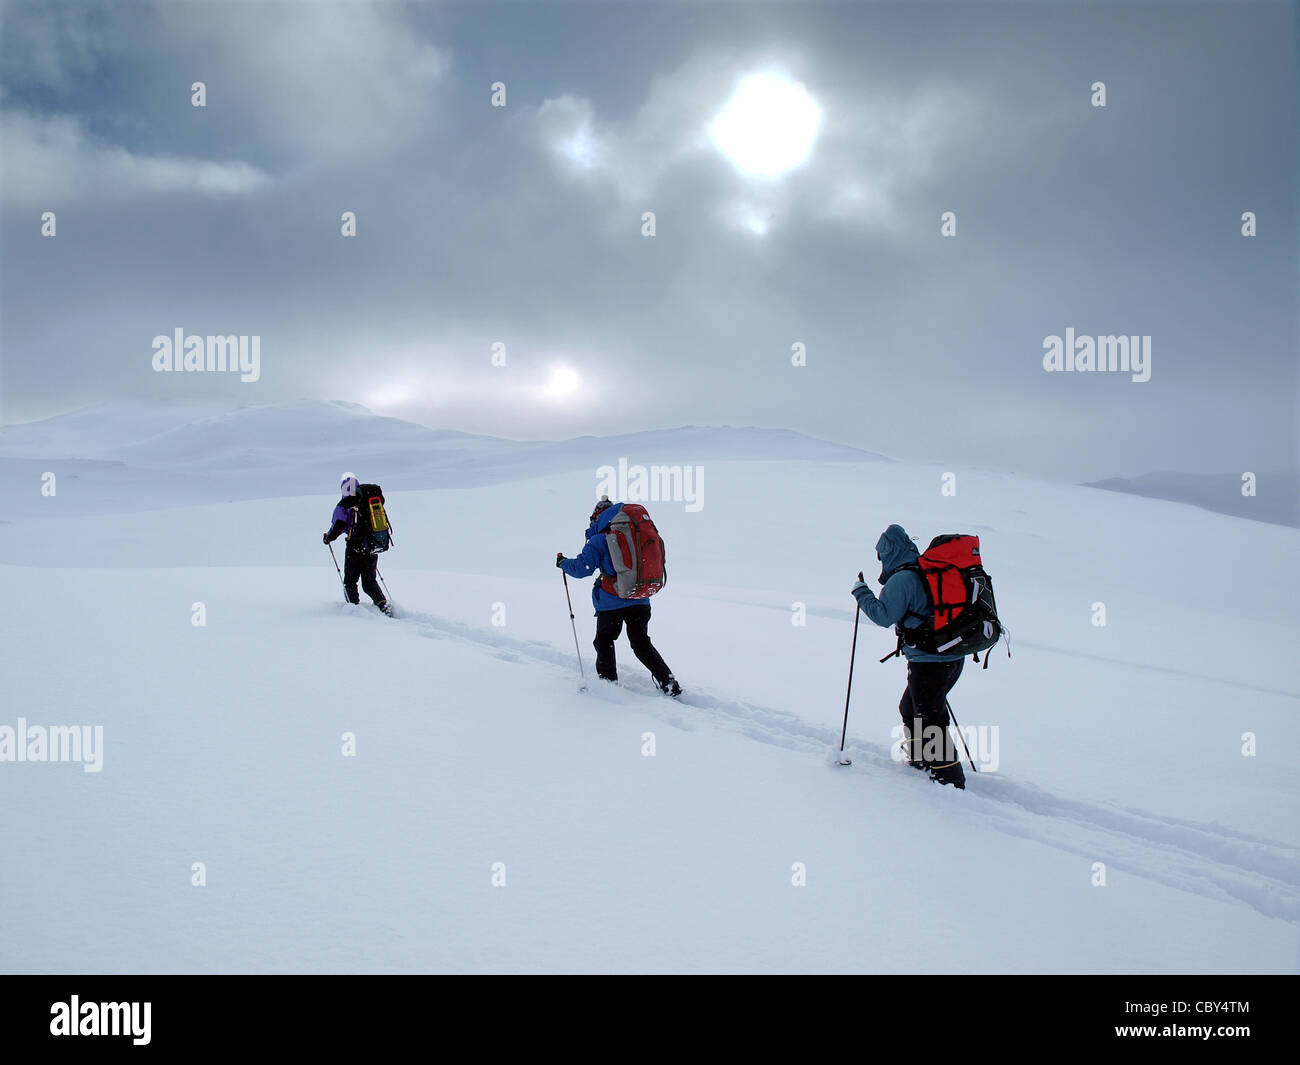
[323,473,392,616]
[851,523,966,788]
[556,496,681,696]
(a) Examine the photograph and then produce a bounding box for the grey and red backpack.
[597,503,666,600]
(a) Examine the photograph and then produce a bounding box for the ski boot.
[927,759,966,789]
[898,736,928,772]
[660,675,682,697]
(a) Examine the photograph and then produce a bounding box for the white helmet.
[340,472,359,497]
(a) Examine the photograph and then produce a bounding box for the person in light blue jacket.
[851,524,965,788]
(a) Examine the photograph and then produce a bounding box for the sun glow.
[542,365,583,400]
[710,73,821,178]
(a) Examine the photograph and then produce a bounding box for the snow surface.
[0,402,1296,973]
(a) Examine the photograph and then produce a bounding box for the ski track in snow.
[359,602,1300,925]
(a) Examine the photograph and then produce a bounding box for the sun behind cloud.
[542,364,583,401]
[710,72,822,179]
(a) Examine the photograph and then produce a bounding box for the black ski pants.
[899,657,965,763]
[343,549,386,607]
[594,603,672,685]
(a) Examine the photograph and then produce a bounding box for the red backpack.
[886,534,1006,666]
[598,504,666,600]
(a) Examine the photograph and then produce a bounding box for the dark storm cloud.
[1,0,1295,481]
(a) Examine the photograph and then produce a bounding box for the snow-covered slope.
[0,405,1296,973]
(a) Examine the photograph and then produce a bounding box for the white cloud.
[1,2,450,183]
[534,53,737,199]
[0,110,272,205]
[533,50,979,232]
[718,199,774,237]
[537,95,604,173]
[154,2,450,165]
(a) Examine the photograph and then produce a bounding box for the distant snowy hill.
[0,400,229,460]
[1084,470,1299,528]
[0,401,887,514]
[0,400,517,465]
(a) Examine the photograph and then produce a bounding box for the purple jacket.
[324,502,356,545]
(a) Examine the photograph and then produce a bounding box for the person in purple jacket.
[323,472,391,615]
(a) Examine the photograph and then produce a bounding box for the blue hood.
[585,502,623,539]
[876,524,919,582]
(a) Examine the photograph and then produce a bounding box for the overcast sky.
[1,0,1295,481]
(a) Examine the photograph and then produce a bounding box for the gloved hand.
[851,571,867,594]
[323,532,331,545]
[556,553,566,568]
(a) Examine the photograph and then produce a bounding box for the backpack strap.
[881,565,932,662]
[891,564,934,648]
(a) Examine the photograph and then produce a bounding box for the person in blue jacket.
[851,523,965,788]
[557,496,681,696]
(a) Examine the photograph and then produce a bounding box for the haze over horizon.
[3,396,1293,533]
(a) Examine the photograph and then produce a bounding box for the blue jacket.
[561,503,641,612]
[852,524,961,662]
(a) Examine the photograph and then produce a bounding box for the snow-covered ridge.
[1084,470,1300,529]
[0,400,510,462]
[0,400,888,511]
[0,400,889,466]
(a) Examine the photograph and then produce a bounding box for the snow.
[0,401,1296,973]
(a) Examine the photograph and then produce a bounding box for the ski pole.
[836,573,863,766]
[560,562,587,688]
[327,542,347,599]
[376,565,392,604]
[946,700,978,773]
